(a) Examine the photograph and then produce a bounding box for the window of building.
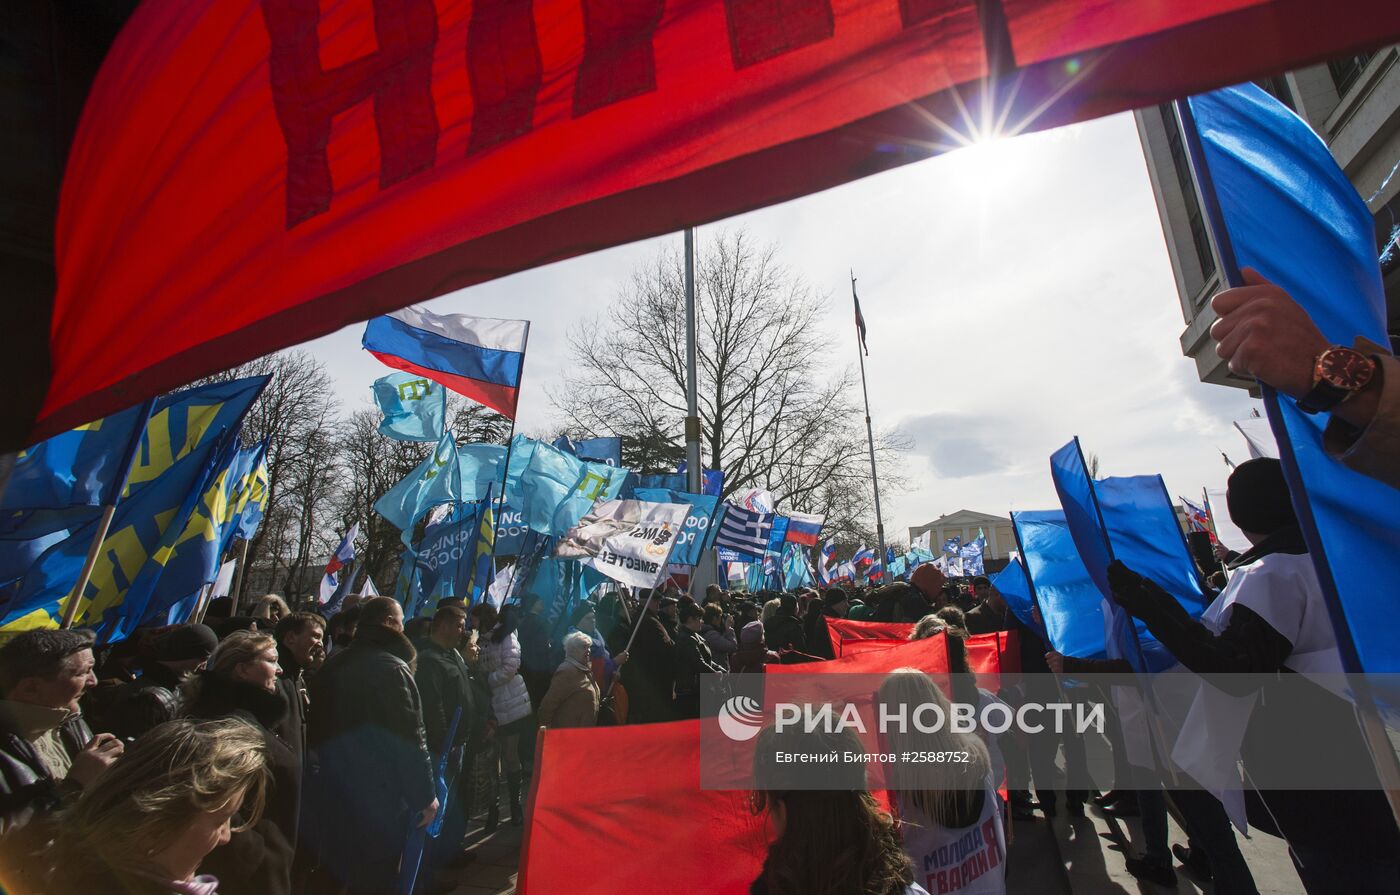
[1253,76,1295,110]
[1329,53,1374,97]
[1159,105,1217,288]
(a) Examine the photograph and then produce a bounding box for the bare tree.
[553,230,905,523]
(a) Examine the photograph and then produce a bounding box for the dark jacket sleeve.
[384,665,435,810]
[1130,595,1293,693]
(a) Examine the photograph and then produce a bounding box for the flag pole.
[682,228,716,597]
[486,323,531,599]
[60,397,157,629]
[229,538,251,613]
[850,272,888,583]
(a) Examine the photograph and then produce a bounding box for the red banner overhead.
[20,0,1400,446]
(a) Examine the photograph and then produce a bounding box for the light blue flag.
[1,434,232,642]
[782,543,814,590]
[1011,509,1105,660]
[506,436,626,536]
[373,372,446,442]
[374,430,462,543]
[1185,84,1400,674]
[633,489,719,567]
[458,443,507,502]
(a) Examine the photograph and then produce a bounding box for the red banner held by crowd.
[520,719,768,895]
[15,0,1398,447]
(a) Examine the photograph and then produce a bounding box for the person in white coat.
[477,605,533,828]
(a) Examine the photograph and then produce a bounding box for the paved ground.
[445,819,521,895]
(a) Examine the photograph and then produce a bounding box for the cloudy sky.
[300,109,1262,537]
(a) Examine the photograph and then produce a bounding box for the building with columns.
[908,510,1016,567]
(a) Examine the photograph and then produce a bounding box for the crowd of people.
[0,452,1391,894]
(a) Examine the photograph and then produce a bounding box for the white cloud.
[297,111,1263,535]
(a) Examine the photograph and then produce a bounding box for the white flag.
[1233,417,1279,460]
[210,560,237,599]
[556,499,690,589]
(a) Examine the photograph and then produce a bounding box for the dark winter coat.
[619,614,675,723]
[414,640,476,756]
[305,624,434,892]
[84,662,182,742]
[0,707,89,835]
[182,672,300,895]
[764,612,806,658]
[273,643,309,765]
[674,628,725,697]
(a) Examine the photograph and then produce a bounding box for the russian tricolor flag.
[784,512,825,547]
[363,306,530,420]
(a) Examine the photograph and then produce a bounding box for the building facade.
[1135,48,1400,390]
[909,509,1016,565]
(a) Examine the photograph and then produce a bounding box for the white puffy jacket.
[480,631,533,725]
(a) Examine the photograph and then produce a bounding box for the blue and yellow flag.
[230,439,271,542]
[0,434,233,642]
[123,377,270,498]
[137,438,269,629]
[1,401,152,513]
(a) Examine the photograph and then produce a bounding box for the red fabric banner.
[770,632,950,676]
[18,0,1398,446]
[520,719,769,895]
[827,617,914,645]
[839,637,909,656]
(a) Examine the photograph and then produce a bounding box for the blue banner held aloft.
[1185,84,1400,674]
[1049,438,1206,671]
[1011,509,1105,660]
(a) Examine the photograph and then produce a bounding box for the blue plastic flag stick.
[398,706,463,895]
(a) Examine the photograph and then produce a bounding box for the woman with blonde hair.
[876,669,1006,895]
[180,631,299,895]
[7,717,269,895]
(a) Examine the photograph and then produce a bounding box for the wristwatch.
[1295,346,1377,414]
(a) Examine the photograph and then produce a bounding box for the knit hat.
[154,624,218,662]
[1226,458,1297,536]
[823,587,849,609]
[740,621,765,645]
[910,564,946,599]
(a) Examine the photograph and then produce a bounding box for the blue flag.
[1049,438,1206,671]
[373,372,447,442]
[989,557,1042,636]
[634,489,719,567]
[574,437,623,468]
[766,516,790,554]
[1186,84,1400,673]
[230,440,271,541]
[412,506,484,617]
[121,378,270,499]
[0,399,152,526]
[141,438,271,629]
[782,543,813,590]
[1011,509,1105,660]
[374,431,462,543]
[1,434,233,641]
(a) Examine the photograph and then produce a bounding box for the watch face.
[1318,347,1375,391]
